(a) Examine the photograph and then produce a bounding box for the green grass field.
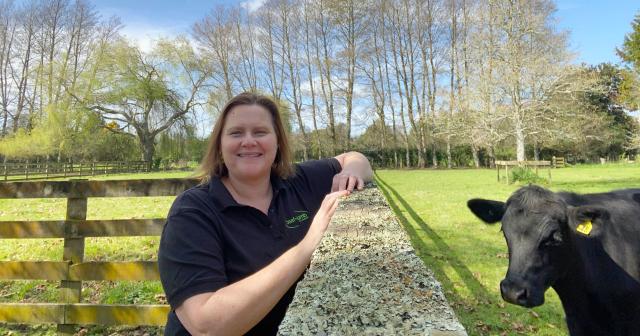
[375,163,640,336]
[1,165,639,335]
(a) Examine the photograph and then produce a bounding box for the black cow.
[467,185,640,336]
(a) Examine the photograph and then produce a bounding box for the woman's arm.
[332,151,373,192]
[175,190,348,336]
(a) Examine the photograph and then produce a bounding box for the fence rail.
[0,178,199,334]
[0,161,151,182]
[552,156,566,168]
[495,160,552,184]
[0,303,169,325]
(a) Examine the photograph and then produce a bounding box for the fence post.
[46,162,49,178]
[58,179,87,335]
[78,162,83,177]
[505,165,510,184]
[25,160,29,180]
[3,163,6,181]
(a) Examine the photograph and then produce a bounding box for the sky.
[555,0,639,65]
[90,0,640,66]
[91,0,257,51]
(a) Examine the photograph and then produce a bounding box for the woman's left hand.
[331,170,365,192]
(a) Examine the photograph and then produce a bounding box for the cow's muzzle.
[500,278,543,308]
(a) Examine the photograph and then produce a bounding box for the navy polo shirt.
[158,158,341,335]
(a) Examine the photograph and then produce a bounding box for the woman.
[158,92,373,335]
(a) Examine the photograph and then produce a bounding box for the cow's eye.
[541,231,563,248]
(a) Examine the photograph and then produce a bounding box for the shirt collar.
[208,174,287,211]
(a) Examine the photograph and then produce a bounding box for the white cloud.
[120,21,186,53]
[240,0,267,13]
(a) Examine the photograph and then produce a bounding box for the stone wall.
[279,183,467,335]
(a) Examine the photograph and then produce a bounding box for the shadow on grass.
[375,173,493,312]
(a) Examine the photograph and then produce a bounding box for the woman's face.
[221,104,278,182]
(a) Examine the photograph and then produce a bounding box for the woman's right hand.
[304,190,350,248]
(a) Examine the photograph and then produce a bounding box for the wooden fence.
[0,161,151,182]
[0,178,199,334]
[552,156,566,168]
[495,160,552,184]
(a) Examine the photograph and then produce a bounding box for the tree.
[192,6,237,101]
[491,0,570,161]
[72,38,211,166]
[618,13,640,71]
[617,12,640,151]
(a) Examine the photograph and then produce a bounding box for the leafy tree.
[617,11,640,152]
[618,13,640,71]
[71,37,211,167]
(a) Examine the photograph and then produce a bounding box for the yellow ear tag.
[576,220,593,235]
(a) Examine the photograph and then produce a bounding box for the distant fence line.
[0,178,199,334]
[0,161,180,182]
[495,160,552,184]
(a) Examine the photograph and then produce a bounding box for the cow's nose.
[500,279,529,306]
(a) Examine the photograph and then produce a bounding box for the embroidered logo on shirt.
[285,210,309,229]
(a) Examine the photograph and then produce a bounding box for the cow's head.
[467,185,572,308]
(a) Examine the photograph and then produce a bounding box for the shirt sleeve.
[158,193,228,309]
[290,157,342,210]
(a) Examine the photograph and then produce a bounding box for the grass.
[1,164,640,335]
[375,162,640,335]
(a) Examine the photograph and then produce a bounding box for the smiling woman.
[220,104,280,204]
[157,92,373,335]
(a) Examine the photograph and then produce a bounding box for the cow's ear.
[467,199,505,224]
[633,193,640,205]
[567,205,609,238]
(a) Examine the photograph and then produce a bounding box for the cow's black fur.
[468,185,640,336]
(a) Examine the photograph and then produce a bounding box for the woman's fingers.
[317,190,349,221]
[346,176,357,192]
[332,173,366,192]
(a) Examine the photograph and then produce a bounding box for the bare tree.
[11,1,40,133]
[360,1,388,151]
[273,0,311,160]
[445,0,460,168]
[231,8,258,92]
[302,0,322,158]
[492,0,570,161]
[193,6,236,100]
[255,3,286,101]
[313,0,338,155]
[0,0,17,136]
[330,0,366,150]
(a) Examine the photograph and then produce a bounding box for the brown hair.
[196,92,293,183]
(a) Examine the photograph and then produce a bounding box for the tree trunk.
[516,119,526,162]
[432,143,438,168]
[141,137,155,171]
[471,143,480,168]
[446,136,452,168]
[488,145,496,168]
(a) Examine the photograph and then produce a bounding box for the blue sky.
[556,0,639,65]
[90,0,639,66]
